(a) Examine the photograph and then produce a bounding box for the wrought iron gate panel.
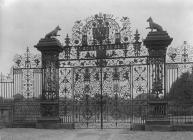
[59,64,148,128]
[73,67,101,128]
[132,65,148,98]
[12,68,42,124]
[13,68,42,98]
[101,66,131,128]
[165,62,193,94]
[59,67,73,124]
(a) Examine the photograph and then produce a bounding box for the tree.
[167,72,193,104]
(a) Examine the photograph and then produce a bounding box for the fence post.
[143,28,173,130]
[34,37,63,128]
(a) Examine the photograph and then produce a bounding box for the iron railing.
[168,104,193,125]
[0,68,42,102]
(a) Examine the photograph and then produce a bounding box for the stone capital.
[143,31,173,57]
[34,38,63,53]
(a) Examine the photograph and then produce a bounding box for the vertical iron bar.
[21,69,23,97]
[72,68,75,127]
[131,65,133,127]
[147,58,149,121]
[13,68,14,99]
[100,65,103,129]
[14,70,16,96]
[1,72,2,99]
[164,58,167,116]
[5,82,6,100]
[17,70,18,95]
[40,68,43,99]
[32,69,34,98]
[129,65,132,125]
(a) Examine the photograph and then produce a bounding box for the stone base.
[59,123,75,129]
[131,124,145,131]
[0,104,13,128]
[36,117,74,129]
[145,124,171,131]
[36,122,60,129]
[12,122,36,128]
[36,117,60,129]
[146,119,170,125]
[36,123,75,129]
[145,119,171,131]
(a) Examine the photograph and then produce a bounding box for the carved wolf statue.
[146,17,163,32]
[45,25,61,38]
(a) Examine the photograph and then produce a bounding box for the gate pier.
[35,38,63,128]
[144,30,173,130]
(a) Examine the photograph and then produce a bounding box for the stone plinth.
[35,38,63,129]
[36,117,61,129]
[0,104,13,128]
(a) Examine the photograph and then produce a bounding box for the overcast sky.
[0,0,193,74]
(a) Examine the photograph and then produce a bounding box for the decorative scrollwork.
[13,47,41,68]
[71,13,132,46]
[133,66,147,97]
[167,41,193,63]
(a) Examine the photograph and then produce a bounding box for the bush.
[13,93,24,101]
[167,72,193,104]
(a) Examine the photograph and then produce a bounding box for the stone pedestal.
[34,38,63,129]
[0,104,13,128]
[143,31,172,131]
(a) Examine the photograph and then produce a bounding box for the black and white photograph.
[0,0,193,139]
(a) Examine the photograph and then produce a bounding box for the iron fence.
[13,100,40,123]
[168,104,193,125]
[0,68,42,101]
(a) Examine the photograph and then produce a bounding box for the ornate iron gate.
[58,13,148,128]
[59,64,148,128]
[1,13,192,129]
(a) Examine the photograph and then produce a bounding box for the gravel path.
[0,128,193,140]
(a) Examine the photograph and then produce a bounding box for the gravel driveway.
[0,128,193,140]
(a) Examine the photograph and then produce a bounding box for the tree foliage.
[167,72,193,104]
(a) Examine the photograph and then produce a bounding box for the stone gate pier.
[144,29,173,130]
[35,37,63,128]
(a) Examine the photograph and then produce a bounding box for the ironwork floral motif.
[71,13,132,46]
[13,47,41,68]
